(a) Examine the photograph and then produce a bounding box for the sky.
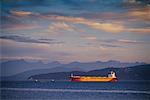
[1,0,150,63]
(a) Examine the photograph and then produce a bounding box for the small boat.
[51,79,55,82]
[70,71,117,82]
[34,79,38,82]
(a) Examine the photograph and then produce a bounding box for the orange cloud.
[127,28,150,33]
[8,9,149,34]
[43,15,124,33]
[43,15,85,23]
[43,15,150,34]
[77,7,150,34]
[127,7,150,21]
[48,22,75,32]
[10,10,33,17]
[89,22,124,33]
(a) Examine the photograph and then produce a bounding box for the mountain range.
[1,59,145,77]
[1,59,149,81]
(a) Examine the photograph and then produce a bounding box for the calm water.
[1,81,150,100]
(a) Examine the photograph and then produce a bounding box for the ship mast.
[70,73,74,78]
[108,71,116,78]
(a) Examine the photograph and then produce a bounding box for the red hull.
[70,77,117,82]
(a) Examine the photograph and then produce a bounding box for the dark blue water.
[1,81,150,100]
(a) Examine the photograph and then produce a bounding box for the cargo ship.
[70,71,117,82]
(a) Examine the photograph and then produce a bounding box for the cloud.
[81,36,97,40]
[1,10,40,30]
[84,38,146,49]
[5,8,150,34]
[100,39,147,44]
[84,40,122,49]
[89,22,124,33]
[42,14,150,34]
[124,7,150,26]
[78,6,150,21]
[124,0,150,5]
[42,15,124,33]
[127,28,150,33]
[77,6,150,34]
[118,39,138,43]
[80,36,127,49]
[46,22,84,36]
[0,35,64,44]
[49,22,76,32]
[128,9,149,19]
[10,10,35,17]
[100,44,122,48]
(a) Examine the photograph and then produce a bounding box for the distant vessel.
[51,79,55,82]
[70,71,117,82]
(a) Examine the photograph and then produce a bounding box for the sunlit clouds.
[43,15,150,34]
[127,28,150,34]
[43,15,124,33]
[10,10,33,17]
[48,22,80,33]
[127,7,150,21]
[1,0,150,63]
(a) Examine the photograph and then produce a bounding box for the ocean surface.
[1,81,150,100]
